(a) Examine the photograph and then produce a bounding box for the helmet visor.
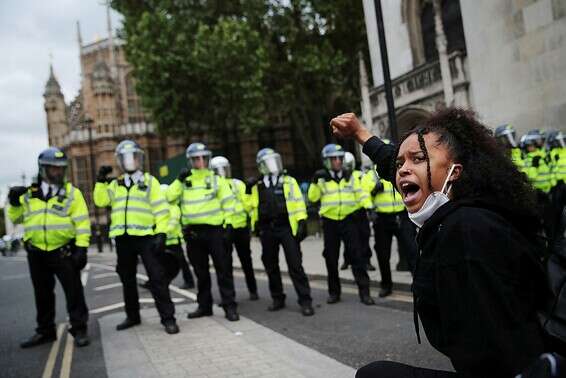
[212,165,231,178]
[259,154,283,175]
[41,165,67,186]
[189,155,210,169]
[118,151,143,173]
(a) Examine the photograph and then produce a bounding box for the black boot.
[225,308,240,322]
[74,331,90,347]
[366,263,376,271]
[20,333,57,349]
[378,287,393,298]
[116,318,141,331]
[301,303,315,316]
[340,262,350,270]
[249,292,259,301]
[187,308,213,319]
[326,295,341,304]
[360,295,376,305]
[138,281,151,290]
[267,299,285,312]
[164,321,180,334]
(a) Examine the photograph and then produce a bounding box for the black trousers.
[372,211,417,289]
[259,224,312,305]
[224,226,258,295]
[26,247,89,336]
[115,235,176,324]
[356,361,457,378]
[344,209,372,266]
[146,244,194,286]
[185,225,236,311]
[322,216,370,298]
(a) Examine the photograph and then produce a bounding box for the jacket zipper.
[43,202,48,250]
[124,186,131,234]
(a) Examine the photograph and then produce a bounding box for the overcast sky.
[0,0,122,201]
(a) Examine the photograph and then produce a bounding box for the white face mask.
[408,164,457,228]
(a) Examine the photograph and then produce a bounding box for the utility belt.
[258,215,290,230]
[182,224,223,240]
[25,240,75,257]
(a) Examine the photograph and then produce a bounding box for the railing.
[62,122,156,145]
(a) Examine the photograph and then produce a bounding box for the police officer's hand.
[296,220,307,242]
[153,233,167,253]
[245,177,258,194]
[72,247,88,270]
[178,168,190,182]
[97,165,113,183]
[311,169,328,183]
[370,181,384,196]
[8,186,27,207]
[531,156,541,168]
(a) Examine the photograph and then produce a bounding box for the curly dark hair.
[392,107,538,218]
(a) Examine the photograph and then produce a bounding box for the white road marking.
[41,323,65,378]
[93,282,122,291]
[89,298,185,315]
[59,327,74,378]
[92,272,117,279]
[0,273,30,281]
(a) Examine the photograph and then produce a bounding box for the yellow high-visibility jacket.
[361,170,405,213]
[224,178,250,229]
[8,182,91,251]
[94,172,169,237]
[308,170,372,221]
[166,204,184,246]
[167,169,234,227]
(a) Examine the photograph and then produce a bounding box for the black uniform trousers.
[115,235,176,324]
[372,211,417,290]
[224,226,258,295]
[322,216,370,298]
[146,243,194,286]
[26,246,89,336]
[259,224,312,305]
[344,209,372,266]
[356,361,457,378]
[185,225,237,311]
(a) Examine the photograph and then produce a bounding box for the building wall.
[461,0,566,134]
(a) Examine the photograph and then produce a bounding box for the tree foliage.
[111,0,368,165]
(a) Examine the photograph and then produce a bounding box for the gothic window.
[74,157,91,203]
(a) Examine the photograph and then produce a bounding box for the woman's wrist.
[355,128,373,145]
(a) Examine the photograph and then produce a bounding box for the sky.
[0,0,122,200]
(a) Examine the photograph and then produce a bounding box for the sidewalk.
[99,304,355,378]
[90,235,413,292]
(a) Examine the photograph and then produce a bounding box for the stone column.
[432,0,454,106]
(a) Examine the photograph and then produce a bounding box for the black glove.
[311,169,329,184]
[8,186,27,207]
[245,177,258,194]
[296,220,307,242]
[153,233,167,253]
[97,165,113,183]
[370,181,384,196]
[71,247,88,270]
[178,168,190,182]
[531,156,541,168]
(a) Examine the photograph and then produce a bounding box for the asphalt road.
[0,251,453,377]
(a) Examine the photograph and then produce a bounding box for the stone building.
[360,0,566,145]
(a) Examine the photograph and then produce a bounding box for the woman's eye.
[413,156,425,163]
[395,161,403,169]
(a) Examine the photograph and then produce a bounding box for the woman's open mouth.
[399,181,422,207]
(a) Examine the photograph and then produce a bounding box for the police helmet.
[256,148,283,176]
[494,124,517,148]
[321,144,345,171]
[115,140,144,173]
[210,156,231,178]
[38,147,68,185]
[186,142,212,169]
[343,152,356,173]
[526,129,545,148]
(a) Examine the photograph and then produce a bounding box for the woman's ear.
[450,163,463,182]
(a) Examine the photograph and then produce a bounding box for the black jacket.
[363,136,547,377]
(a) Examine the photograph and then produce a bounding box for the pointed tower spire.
[76,20,83,50]
[45,59,63,98]
[106,3,117,79]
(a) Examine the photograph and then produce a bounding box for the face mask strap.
[440,164,457,195]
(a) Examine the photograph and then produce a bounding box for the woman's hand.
[330,113,373,145]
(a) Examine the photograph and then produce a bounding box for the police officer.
[139,184,195,290]
[342,151,375,271]
[547,131,566,187]
[494,124,524,170]
[210,156,259,301]
[361,167,417,298]
[167,143,240,321]
[308,144,374,305]
[547,131,566,244]
[94,140,179,334]
[246,148,314,316]
[8,147,90,348]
